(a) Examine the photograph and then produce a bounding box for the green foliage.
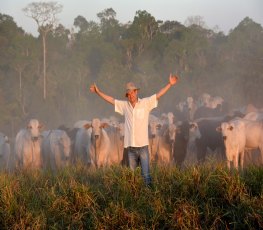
[0,9,263,134]
[0,165,262,229]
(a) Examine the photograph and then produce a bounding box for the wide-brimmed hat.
[125,82,139,97]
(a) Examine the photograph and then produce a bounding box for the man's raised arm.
[156,74,179,100]
[90,83,115,105]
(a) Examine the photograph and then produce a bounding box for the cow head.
[216,122,234,142]
[189,122,201,141]
[60,131,71,159]
[148,120,162,138]
[117,123,125,140]
[27,119,42,141]
[168,123,177,142]
[84,118,108,139]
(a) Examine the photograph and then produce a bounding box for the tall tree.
[23,1,63,99]
[97,8,121,44]
[127,10,158,55]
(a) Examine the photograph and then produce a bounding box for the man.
[90,74,178,186]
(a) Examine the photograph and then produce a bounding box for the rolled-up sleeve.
[147,94,158,111]
[115,99,124,115]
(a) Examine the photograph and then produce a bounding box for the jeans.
[127,146,152,185]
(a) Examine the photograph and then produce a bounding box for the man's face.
[126,89,138,104]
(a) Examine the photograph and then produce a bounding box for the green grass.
[0,164,262,229]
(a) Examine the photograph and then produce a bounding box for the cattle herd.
[0,93,263,173]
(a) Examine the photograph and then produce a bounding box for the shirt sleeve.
[115,99,125,115]
[147,94,158,111]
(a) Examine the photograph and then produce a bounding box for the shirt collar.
[127,97,141,107]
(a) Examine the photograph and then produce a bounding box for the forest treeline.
[0,6,263,138]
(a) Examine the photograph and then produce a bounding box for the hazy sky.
[1,0,263,36]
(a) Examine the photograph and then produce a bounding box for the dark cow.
[172,121,190,167]
[194,104,224,120]
[194,117,225,162]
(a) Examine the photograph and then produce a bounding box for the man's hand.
[169,73,179,86]
[90,83,98,93]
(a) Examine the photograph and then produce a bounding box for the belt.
[128,146,147,150]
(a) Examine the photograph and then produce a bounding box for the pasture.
[0,162,262,229]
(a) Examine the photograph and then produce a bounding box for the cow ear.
[216,126,222,132]
[84,123,91,129]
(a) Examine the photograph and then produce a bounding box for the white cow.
[217,118,263,170]
[73,120,90,129]
[74,118,111,168]
[107,122,125,165]
[208,96,224,109]
[160,112,175,125]
[148,118,162,162]
[74,125,91,165]
[15,119,43,170]
[0,132,11,171]
[155,122,177,165]
[217,119,246,170]
[197,93,211,107]
[196,93,224,109]
[41,129,71,172]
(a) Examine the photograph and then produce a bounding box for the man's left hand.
[169,74,179,85]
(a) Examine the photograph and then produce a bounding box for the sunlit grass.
[0,163,262,229]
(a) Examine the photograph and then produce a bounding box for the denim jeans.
[127,146,152,185]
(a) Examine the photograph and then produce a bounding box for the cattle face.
[189,122,201,141]
[148,120,162,138]
[27,119,42,141]
[118,123,125,140]
[168,123,177,142]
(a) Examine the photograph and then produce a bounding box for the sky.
[1,0,263,37]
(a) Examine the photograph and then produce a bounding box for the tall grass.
[0,163,262,229]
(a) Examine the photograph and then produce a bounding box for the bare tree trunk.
[19,70,22,102]
[43,33,47,99]
[23,2,63,99]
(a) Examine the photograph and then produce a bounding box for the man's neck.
[129,98,138,108]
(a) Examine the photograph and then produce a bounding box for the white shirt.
[115,94,158,148]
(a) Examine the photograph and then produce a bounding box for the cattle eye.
[28,125,32,129]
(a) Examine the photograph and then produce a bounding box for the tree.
[23,1,63,99]
[97,8,121,44]
[184,15,206,28]
[127,10,159,55]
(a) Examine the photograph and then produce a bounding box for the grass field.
[0,163,262,229]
